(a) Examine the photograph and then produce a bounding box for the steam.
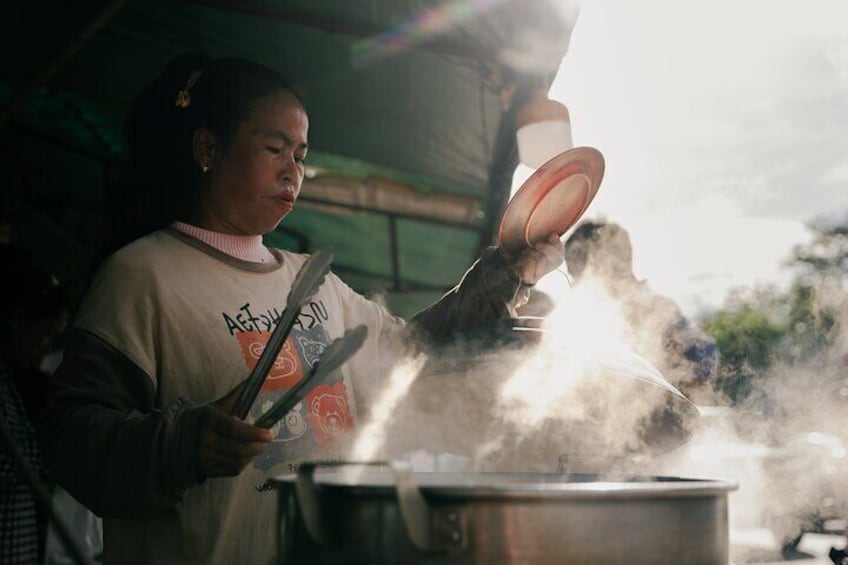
[349,278,694,475]
[655,366,848,553]
[654,281,848,550]
[348,354,427,463]
[344,265,847,553]
[472,281,694,472]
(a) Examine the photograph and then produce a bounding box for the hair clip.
[175,70,204,109]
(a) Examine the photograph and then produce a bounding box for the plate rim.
[498,146,605,257]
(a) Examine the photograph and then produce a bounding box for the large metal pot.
[272,462,736,565]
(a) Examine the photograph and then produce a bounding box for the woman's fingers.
[196,404,272,478]
[538,237,565,269]
[509,233,564,285]
[210,410,272,443]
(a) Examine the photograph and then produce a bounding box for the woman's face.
[195,90,309,235]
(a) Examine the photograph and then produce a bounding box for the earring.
[202,165,210,173]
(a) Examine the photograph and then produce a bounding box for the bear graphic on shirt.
[306,382,354,447]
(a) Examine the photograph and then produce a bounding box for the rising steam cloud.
[655,279,848,550]
[345,264,847,553]
[349,278,697,475]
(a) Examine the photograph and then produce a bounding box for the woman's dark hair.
[103,53,303,254]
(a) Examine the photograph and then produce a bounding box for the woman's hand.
[196,381,273,478]
[504,233,564,285]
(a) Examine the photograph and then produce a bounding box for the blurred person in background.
[0,244,68,564]
[563,220,718,401]
[0,244,104,565]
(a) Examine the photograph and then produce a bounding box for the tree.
[702,301,784,404]
[791,222,848,277]
[700,216,847,405]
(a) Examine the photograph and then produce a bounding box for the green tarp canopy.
[1,0,575,316]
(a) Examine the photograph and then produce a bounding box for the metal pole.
[0,0,127,128]
[389,215,402,291]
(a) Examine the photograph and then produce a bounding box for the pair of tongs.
[254,324,368,429]
[231,249,335,419]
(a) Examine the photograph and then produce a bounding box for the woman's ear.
[192,128,218,172]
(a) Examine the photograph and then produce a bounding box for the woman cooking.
[40,53,563,564]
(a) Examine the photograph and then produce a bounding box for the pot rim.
[271,471,737,499]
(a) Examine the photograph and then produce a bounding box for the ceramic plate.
[498,146,605,257]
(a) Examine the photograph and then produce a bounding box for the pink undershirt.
[171,221,275,263]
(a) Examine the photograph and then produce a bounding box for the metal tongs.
[231,248,335,419]
[255,324,368,429]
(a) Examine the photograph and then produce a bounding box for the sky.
[514,0,848,316]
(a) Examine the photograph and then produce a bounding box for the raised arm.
[411,237,564,343]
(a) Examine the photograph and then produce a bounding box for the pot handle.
[295,460,463,552]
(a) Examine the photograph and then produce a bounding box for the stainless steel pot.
[272,462,736,565]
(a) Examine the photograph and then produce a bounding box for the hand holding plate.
[503,233,564,285]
